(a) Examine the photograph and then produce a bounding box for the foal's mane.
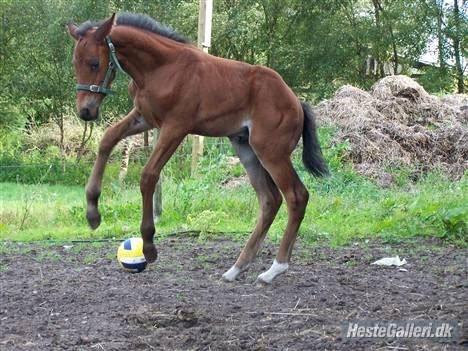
[75,12,189,44]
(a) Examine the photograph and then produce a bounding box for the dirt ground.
[0,236,466,350]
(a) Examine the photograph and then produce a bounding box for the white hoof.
[222,265,241,282]
[257,260,289,284]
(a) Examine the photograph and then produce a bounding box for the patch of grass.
[36,251,62,263]
[83,254,98,264]
[299,171,467,247]
[105,251,117,261]
[0,158,466,247]
[0,241,36,255]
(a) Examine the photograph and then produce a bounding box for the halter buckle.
[108,41,116,53]
[89,85,101,93]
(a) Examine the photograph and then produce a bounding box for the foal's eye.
[90,62,99,71]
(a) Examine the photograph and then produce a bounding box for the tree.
[0,0,464,138]
[448,0,466,93]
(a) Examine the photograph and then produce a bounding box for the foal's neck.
[110,26,184,88]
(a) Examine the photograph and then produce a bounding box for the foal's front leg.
[86,109,151,229]
[139,126,186,263]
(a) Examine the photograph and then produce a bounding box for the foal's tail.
[301,101,329,177]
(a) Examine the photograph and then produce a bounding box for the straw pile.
[315,75,467,182]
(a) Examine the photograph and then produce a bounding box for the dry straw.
[315,75,467,182]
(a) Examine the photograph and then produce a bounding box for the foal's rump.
[245,65,328,178]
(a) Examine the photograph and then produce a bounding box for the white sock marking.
[222,265,241,282]
[257,260,289,284]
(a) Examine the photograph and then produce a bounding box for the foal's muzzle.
[79,106,99,121]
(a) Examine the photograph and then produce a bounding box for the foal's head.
[67,14,115,121]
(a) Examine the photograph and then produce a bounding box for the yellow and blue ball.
[117,237,147,273]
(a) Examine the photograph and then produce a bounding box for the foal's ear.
[67,23,79,41]
[94,13,116,42]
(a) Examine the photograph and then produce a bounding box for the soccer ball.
[117,237,147,273]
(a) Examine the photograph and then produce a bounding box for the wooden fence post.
[191,0,213,176]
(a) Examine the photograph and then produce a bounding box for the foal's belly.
[191,113,249,137]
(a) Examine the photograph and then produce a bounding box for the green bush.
[0,96,25,130]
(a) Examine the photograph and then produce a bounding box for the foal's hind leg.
[222,133,282,282]
[257,157,309,284]
[86,109,151,229]
[249,141,309,284]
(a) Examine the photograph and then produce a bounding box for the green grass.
[0,168,466,246]
[299,171,467,246]
[0,177,255,242]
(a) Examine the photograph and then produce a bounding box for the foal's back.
[162,46,302,138]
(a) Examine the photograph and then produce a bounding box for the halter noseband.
[76,36,124,95]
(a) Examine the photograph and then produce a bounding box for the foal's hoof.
[222,265,241,282]
[256,260,289,285]
[86,210,101,230]
[143,243,158,263]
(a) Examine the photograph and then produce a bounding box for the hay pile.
[315,75,467,181]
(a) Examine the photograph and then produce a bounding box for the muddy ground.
[0,236,466,350]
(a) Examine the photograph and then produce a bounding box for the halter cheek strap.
[76,36,125,95]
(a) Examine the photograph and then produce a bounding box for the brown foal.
[68,13,328,284]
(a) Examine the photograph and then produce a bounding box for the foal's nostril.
[80,107,91,120]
